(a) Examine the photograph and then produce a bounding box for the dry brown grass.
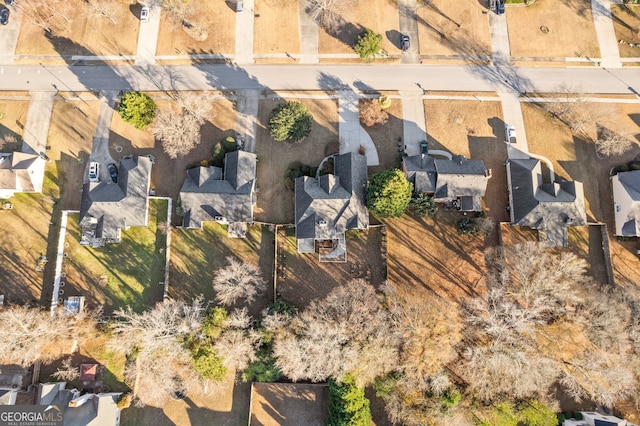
[254,0,301,55]
[155,1,236,56]
[249,383,328,426]
[109,95,237,202]
[507,0,600,59]
[317,0,399,55]
[15,0,140,59]
[0,99,29,152]
[254,96,338,224]
[417,0,491,58]
[364,94,404,175]
[611,5,640,58]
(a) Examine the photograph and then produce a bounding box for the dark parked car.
[107,163,118,183]
[401,35,410,52]
[0,8,9,25]
[4,0,16,6]
[496,0,505,14]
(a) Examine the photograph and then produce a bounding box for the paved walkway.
[51,210,78,316]
[398,0,419,64]
[591,0,622,68]
[299,0,319,63]
[235,89,261,153]
[0,4,22,64]
[499,91,530,160]
[235,0,255,63]
[23,91,56,157]
[337,90,379,166]
[400,90,427,156]
[489,9,511,64]
[135,0,162,65]
[88,91,118,182]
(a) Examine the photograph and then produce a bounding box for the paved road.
[3,64,640,95]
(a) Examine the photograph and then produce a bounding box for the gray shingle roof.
[612,170,640,236]
[294,152,368,253]
[0,152,41,192]
[180,150,257,228]
[402,154,436,193]
[37,383,121,426]
[507,158,586,246]
[79,156,152,242]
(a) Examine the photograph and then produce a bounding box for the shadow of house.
[294,152,368,262]
[179,151,257,238]
[506,157,587,247]
[79,156,152,247]
[611,170,640,236]
[403,142,491,211]
[0,152,46,198]
[249,383,329,426]
[37,382,122,426]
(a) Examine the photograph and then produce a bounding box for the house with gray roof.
[611,170,640,237]
[179,150,257,237]
[506,158,586,247]
[79,156,152,247]
[37,382,122,426]
[402,143,490,211]
[0,152,46,199]
[294,152,368,262]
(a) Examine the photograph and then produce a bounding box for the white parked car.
[236,0,243,13]
[140,6,149,22]
[89,162,100,182]
[505,124,516,144]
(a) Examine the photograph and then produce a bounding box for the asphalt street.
[2,64,639,96]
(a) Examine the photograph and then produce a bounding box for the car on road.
[0,8,9,25]
[505,124,516,144]
[140,6,149,22]
[401,35,410,52]
[496,0,505,14]
[107,163,118,183]
[89,162,100,183]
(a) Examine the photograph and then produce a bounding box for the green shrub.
[367,168,413,218]
[269,102,313,142]
[377,95,392,109]
[406,192,437,217]
[328,374,371,426]
[354,28,383,60]
[118,92,156,130]
[191,345,227,381]
[457,217,478,235]
[223,136,237,152]
[518,401,558,426]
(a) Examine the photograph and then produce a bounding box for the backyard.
[60,199,168,314]
[254,96,339,224]
[169,223,274,317]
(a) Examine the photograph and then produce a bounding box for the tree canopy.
[268,101,313,142]
[118,91,156,130]
[354,28,383,60]
[328,374,372,426]
[367,168,413,218]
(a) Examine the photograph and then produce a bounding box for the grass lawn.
[364,94,405,175]
[507,0,600,59]
[155,2,236,56]
[417,0,492,59]
[0,98,29,152]
[15,0,140,61]
[61,199,168,314]
[611,5,640,58]
[254,0,301,57]
[169,223,274,316]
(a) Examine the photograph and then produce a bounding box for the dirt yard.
[417,0,491,59]
[0,98,29,152]
[254,96,338,224]
[611,5,640,58]
[45,96,102,209]
[317,0,400,56]
[155,2,236,56]
[249,383,328,426]
[169,223,274,317]
[521,101,640,287]
[507,0,600,59]
[15,1,140,60]
[385,212,488,305]
[424,99,509,237]
[276,227,386,309]
[60,200,167,314]
[254,0,300,56]
[364,94,405,175]
[109,94,237,203]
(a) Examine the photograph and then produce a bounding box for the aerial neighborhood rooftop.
[0,0,640,425]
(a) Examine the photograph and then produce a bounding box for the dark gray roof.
[37,383,121,426]
[433,156,489,200]
[295,152,368,253]
[180,150,257,228]
[403,154,436,193]
[79,156,152,241]
[508,158,586,246]
[612,170,640,236]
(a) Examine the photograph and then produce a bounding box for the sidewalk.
[235,89,260,153]
[235,0,256,64]
[135,0,162,65]
[299,0,319,63]
[23,91,56,156]
[88,91,118,182]
[400,90,427,156]
[591,0,623,68]
[0,4,22,65]
[337,90,379,166]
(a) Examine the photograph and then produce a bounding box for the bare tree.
[359,98,389,127]
[85,0,120,25]
[268,280,399,386]
[161,0,208,41]
[595,127,633,158]
[153,108,201,159]
[213,257,266,306]
[305,0,348,32]
[52,357,80,382]
[18,0,73,33]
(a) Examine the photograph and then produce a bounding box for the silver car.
[505,124,516,144]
